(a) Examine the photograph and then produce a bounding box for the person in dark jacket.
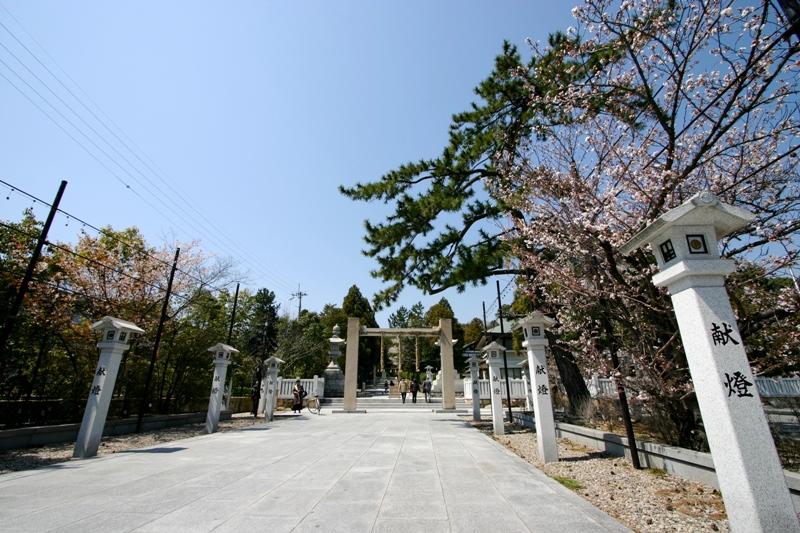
[292,380,305,413]
[410,380,419,403]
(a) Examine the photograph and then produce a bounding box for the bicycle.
[306,394,321,415]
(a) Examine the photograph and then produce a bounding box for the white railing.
[462,378,528,400]
[588,378,616,398]
[276,377,325,399]
[756,377,800,397]
[587,376,800,398]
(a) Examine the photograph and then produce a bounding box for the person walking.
[410,380,419,403]
[384,379,389,395]
[399,378,408,404]
[423,378,432,403]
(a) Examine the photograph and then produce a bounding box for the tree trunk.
[547,333,591,414]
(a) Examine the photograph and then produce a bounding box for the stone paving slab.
[0,410,630,532]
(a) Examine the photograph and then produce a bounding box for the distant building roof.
[486,318,517,334]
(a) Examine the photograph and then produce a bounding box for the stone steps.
[320,397,470,410]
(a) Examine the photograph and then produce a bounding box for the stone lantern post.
[205,343,238,434]
[463,351,481,421]
[324,324,345,397]
[621,191,798,532]
[515,312,558,463]
[425,365,434,383]
[74,316,144,459]
[262,355,284,421]
[482,341,506,435]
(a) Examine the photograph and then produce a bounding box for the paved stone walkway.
[0,411,629,532]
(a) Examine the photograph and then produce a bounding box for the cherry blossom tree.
[493,0,800,446]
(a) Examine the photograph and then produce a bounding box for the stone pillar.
[465,351,481,421]
[205,343,237,434]
[589,373,601,398]
[324,325,345,397]
[262,356,283,421]
[257,377,267,414]
[621,192,799,532]
[343,317,360,411]
[483,342,505,435]
[516,312,558,463]
[521,368,533,412]
[74,317,144,459]
[439,318,456,410]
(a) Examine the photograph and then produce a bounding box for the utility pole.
[482,301,488,332]
[136,247,179,433]
[290,284,307,317]
[496,280,514,425]
[226,282,240,344]
[225,282,240,403]
[0,180,67,362]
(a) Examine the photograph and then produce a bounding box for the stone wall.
[0,411,233,451]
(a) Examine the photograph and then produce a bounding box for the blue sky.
[0,1,576,325]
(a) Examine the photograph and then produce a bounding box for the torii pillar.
[438,318,456,410]
[339,317,365,413]
[621,191,798,532]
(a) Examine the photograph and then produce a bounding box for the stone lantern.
[324,324,345,398]
[328,324,345,367]
[515,312,558,463]
[74,316,144,459]
[262,355,284,421]
[621,191,798,532]
[462,352,481,421]
[482,341,506,435]
[205,343,238,434]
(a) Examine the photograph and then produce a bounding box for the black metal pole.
[496,280,514,425]
[590,255,640,468]
[225,282,240,404]
[601,310,642,469]
[226,282,240,345]
[136,247,179,433]
[482,301,488,332]
[0,180,67,362]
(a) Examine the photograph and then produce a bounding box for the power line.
[0,220,203,304]
[484,277,515,318]
[0,10,297,295]
[0,178,238,295]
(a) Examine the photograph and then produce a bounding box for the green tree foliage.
[462,317,485,348]
[339,38,599,408]
[0,211,236,425]
[422,298,466,373]
[274,312,328,379]
[341,285,379,379]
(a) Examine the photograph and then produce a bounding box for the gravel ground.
[0,413,265,475]
[469,420,728,533]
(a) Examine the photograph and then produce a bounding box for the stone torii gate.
[339,317,457,412]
